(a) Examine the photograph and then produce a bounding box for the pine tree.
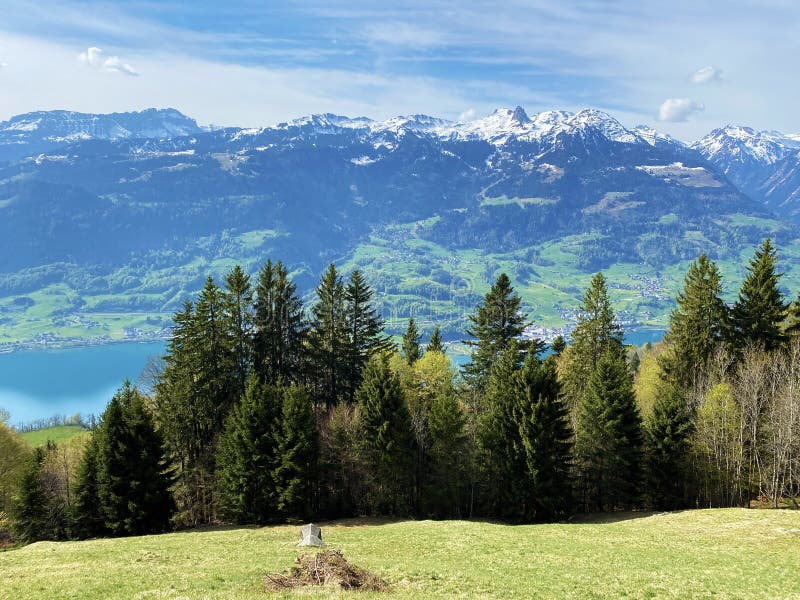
[514,355,573,521]
[729,238,788,351]
[463,273,538,391]
[216,377,280,524]
[476,341,524,517]
[94,382,173,536]
[787,292,800,336]
[576,349,643,512]
[425,377,467,518]
[562,272,624,418]
[661,255,727,389]
[402,318,422,364]
[10,448,47,543]
[307,264,349,406]
[426,326,444,354]
[272,385,318,521]
[253,259,307,385]
[550,335,567,356]
[225,265,253,396]
[644,386,694,510]
[357,355,414,515]
[71,434,105,538]
[345,270,394,403]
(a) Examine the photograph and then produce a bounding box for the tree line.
[2,238,800,544]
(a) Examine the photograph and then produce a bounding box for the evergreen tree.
[10,448,47,543]
[357,355,414,515]
[576,350,643,512]
[729,238,788,351]
[661,255,727,389]
[425,372,468,518]
[225,265,253,396]
[402,317,422,364]
[463,273,538,391]
[476,341,524,517]
[307,264,349,406]
[71,434,105,538]
[514,355,573,521]
[644,386,694,510]
[272,385,318,521]
[562,272,624,417]
[216,377,280,524]
[253,259,307,385]
[345,270,394,403]
[787,292,800,336]
[94,382,173,536]
[426,326,444,354]
[550,335,567,356]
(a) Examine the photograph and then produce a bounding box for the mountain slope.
[0,107,795,348]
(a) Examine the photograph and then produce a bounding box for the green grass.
[0,509,799,599]
[19,425,90,447]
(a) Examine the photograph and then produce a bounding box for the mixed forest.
[2,238,800,545]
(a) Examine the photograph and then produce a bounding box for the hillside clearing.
[1,509,799,599]
[19,425,89,447]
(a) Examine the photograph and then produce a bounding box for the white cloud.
[78,46,138,76]
[657,98,705,122]
[458,108,476,122]
[691,66,723,84]
[0,61,7,68]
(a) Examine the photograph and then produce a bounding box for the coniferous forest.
[2,238,800,544]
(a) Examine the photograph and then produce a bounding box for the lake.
[0,343,166,425]
[0,329,665,425]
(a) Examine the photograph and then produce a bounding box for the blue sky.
[0,0,797,139]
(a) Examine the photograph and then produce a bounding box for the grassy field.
[1,509,799,599]
[19,425,90,447]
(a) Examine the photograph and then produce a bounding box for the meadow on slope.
[1,509,798,599]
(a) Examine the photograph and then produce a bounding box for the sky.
[0,0,797,140]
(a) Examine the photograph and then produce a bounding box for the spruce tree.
[729,238,788,351]
[550,335,567,356]
[11,448,47,543]
[661,255,727,389]
[253,259,307,385]
[562,272,623,417]
[463,273,537,391]
[357,355,414,515]
[217,377,280,523]
[94,382,173,536]
[345,270,394,403]
[514,355,573,521]
[476,341,524,517]
[644,386,694,510]
[402,317,422,364]
[426,326,444,354]
[71,434,105,538]
[272,385,318,521]
[307,264,349,406]
[787,292,800,336]
[225,265,253,396]
[576,349,643,512]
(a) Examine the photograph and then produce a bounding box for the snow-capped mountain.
[0,108,202,162]
[692,125,800,209]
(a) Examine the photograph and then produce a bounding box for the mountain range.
[0,106,798,348]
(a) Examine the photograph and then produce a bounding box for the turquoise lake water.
[0,343,166,425]
[0,329,664,425]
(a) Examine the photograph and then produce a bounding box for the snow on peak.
[632,125,684,148]
[692,125,800,166]
[437,107,644,146]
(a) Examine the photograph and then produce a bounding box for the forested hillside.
[1,107,799,348]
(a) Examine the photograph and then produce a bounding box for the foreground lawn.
[19,425,90,447]
[1,509,799,599]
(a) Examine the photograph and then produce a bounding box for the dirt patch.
[265,549,388,592]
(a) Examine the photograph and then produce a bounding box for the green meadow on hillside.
[19,425,90,447]
[1,509,798,599]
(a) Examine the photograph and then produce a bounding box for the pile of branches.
[265,549,387,592]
